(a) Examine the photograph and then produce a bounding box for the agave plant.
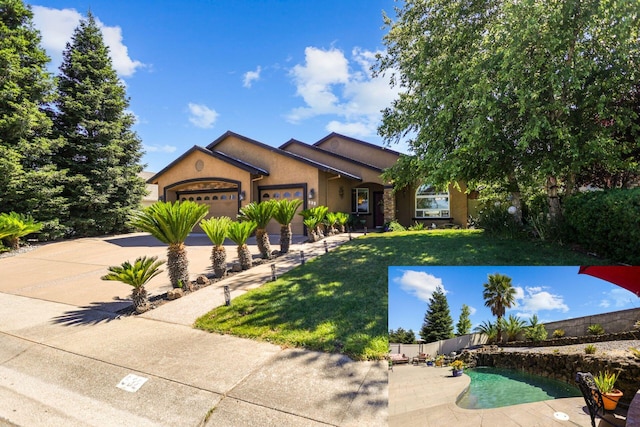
[0,212,42,250]
[227,220,257,270]
[101,256,165,312]
[238,200,276,259]
[201,216,232,278]
[132,201,208,288]
[272,199,303,253]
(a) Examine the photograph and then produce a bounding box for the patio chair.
[575,372,627,427]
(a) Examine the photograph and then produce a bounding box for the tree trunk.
[167,243,190,289]
[507,174,523,225]
[256,228,271,259]
[131,286,148,312]
[211,245,227,278]
[279,224,292,254]
[546,176,562,220]
[238,244,253,270]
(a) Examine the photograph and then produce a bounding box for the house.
[138,171,159,208]
[147,131,470,234]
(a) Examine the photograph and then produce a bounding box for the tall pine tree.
[420,286,453,343]
[54,12,146,236]
[456,304,472,336]
[0,0,67,238]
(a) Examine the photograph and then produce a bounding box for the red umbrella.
[578,266,640,296]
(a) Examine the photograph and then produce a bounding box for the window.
[351,188,369,213]
[415,184,449,218]
[212,196,218,200]
[284,191,292,198]
[273,192,280,199]
[262,193,270,199]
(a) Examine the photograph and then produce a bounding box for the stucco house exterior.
[147,131,470,234]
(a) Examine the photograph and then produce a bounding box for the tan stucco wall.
[395,182,468,228]
[315,135,399,170]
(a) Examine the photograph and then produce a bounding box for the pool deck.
[389,364,617,426]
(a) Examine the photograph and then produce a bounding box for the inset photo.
[388,265,640,427]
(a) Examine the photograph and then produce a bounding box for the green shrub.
[587,324,605,335]
[385,220,406,232]
[563,188,640,264]
[525,324,548,342]
[476,202,523,238]
[407,222,426,231]
[585,344,597,354]
[552,329,565,338]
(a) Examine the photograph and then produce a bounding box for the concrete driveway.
[0,232,387,426]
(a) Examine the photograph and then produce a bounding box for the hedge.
[563,188,640,265]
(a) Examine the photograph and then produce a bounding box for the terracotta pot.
[602,389,623,411]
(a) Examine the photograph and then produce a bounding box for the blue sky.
[389,266,639,336]
[28,0,405,173]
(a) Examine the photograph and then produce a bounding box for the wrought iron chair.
[575,372,627,427]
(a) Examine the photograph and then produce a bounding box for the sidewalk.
[0,232,387,427]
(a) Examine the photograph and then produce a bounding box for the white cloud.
[599,300,611,308]
[468,306,477,316]
[144,144,177,154]
[286,46,400,138]
[513,286,569,315]
[394,270,446,303]
[243,66,262,88]
[31,6,144,77]
[605,288,636,308]
[187,103,218,129]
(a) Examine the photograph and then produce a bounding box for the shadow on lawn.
[196,247,387,360]
[51,301,126,326]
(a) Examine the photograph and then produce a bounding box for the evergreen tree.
[455,304,472,336]
[0,0,67,238]
[420,286,453,343]
[389,327,416,344]
[53,12,145,236]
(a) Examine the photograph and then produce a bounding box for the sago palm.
[0,212,42,250]
[132,201,208,288]
[238,200,276,259]
[101,256,165,312]
[303,216,321,242]
[227,220,257,270]
[272,199,303,253]
[325,212,339,235]
[201,216,231,278]
[335,212,349,233]
[300,206,328,239]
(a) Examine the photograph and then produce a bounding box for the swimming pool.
[456,367,581,409]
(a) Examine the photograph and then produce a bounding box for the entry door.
[373,191,384,227]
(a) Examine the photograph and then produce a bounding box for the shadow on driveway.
[51,300,127,326]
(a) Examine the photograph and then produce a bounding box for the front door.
[373,191,384,227]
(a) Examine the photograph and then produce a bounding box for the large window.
[351,188,369,213]
[415,184,449,218]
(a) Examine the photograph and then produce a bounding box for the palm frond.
[101,256,165,288]
[272,199,303,225]
[238,201,276,228]
[201,216,231,246]
[132,201,209,244]
[227,221,257,245]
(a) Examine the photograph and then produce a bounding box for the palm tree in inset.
[482,273,517,343]
[227,220,257,270]
[272,199,303,253]
[238,200,276,259]
[132,201,208,289]
[201,216,231,278]
[101,256,165,313]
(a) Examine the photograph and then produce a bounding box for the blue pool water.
[456,367,581,409]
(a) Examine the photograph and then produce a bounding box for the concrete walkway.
[0,232,386,427]
[389,364,605,427]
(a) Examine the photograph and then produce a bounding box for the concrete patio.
[389,363,606,427]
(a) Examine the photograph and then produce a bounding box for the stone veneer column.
[383,186,396,224]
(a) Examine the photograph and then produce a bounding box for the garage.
[259,186,305,236]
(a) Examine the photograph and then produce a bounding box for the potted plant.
[594,370,623,411]
[435,355,445,367]
[450,360,465,377]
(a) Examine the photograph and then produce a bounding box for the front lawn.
[194,229,611,361]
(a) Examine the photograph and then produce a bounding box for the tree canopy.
[455,304,472,336]
[53,12,146,236]
[377,0,640,219]
[420,286,454,342]
[389,327,416,344]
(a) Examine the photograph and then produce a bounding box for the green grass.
[194,229,611,361]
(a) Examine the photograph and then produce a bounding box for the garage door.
[260,188,305,236]
[181,192,240,232]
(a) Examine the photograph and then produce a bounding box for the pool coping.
[389,364,596,426]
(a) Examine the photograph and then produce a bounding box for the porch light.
[308,189,315,199]
[239,191,246,201]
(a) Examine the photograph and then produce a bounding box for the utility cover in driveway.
[117,374,148,392]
